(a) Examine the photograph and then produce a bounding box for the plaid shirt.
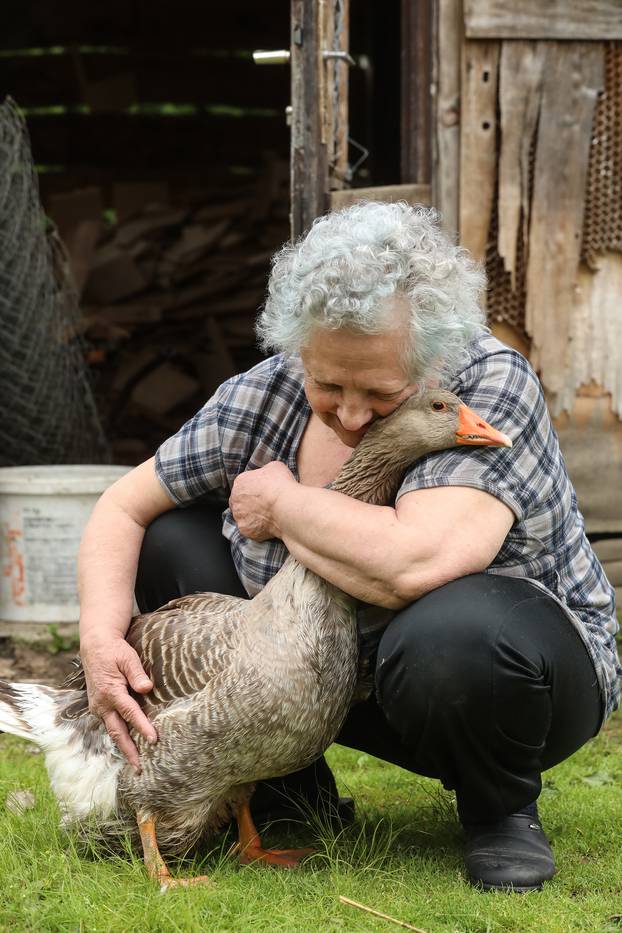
[155,334,620,720]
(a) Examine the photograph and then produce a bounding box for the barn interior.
[1,0,404,466]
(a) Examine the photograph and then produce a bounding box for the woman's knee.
[373,572,566,737]
[135,502,246,610]
[376,575,504,704]
[374,573,601,763]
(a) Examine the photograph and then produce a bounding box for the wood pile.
[49,159,289,465]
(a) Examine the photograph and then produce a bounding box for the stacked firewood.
[48,159,289,464]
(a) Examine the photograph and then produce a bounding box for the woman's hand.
[230,461,296,541]
[80,633,157,773]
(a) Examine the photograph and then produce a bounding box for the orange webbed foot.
[235,799,315,869]
[137,811,212,890]
[238,845,315,869]
[159,874,212,892]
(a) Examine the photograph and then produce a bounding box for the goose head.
[365,388,512,457]
[332,389,512,504]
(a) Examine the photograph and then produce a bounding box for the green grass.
[1,718,622,932]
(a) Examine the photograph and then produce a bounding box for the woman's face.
[300,315,417,448]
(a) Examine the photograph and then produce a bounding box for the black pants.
[135,503,603,824]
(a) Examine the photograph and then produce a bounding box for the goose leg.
[235,800,315,869]
[137,812,211,890]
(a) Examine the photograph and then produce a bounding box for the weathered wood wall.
[451,0,622,565]
[464,0,622,40]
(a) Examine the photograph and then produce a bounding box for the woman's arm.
[78,457,176,769]
[230,462,514,607]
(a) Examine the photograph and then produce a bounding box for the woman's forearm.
[78,491,145,645]
[78,458,175,646]
[272,483,422,608]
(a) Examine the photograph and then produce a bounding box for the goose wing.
[126,592,248,712]
[61,592,249,720]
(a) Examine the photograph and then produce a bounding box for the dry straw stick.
[338,896,428,932]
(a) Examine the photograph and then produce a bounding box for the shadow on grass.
[64,784,466,887]
[221,781,465,879]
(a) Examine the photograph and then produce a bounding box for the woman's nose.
[336,400,372,431]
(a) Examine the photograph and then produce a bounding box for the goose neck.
[330,435,425,506]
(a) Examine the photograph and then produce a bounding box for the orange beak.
[456,403,513,448]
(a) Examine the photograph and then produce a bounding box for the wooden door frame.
[290,0,328,238]
[290,0,434,238]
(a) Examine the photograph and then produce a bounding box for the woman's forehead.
[301,326,410,385]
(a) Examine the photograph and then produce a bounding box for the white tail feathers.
[0,697,34,741]
[0,679,123,822]
[0,681,55,744]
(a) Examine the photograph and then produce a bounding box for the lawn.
[1,715,622,932]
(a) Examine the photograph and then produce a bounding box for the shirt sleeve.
[152,354,295,508]
[154,382,232,506]
[396,347,557,522]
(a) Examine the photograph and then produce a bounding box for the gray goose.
[0,389,511,888]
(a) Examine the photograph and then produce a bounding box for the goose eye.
[431,401,447,412]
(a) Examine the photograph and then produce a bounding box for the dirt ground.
[0,639,77,685]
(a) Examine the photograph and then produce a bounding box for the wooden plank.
[4,0,289,50]
[557,254,622,417]
[459,41,499,262]
[290,0,328,237]
[553,394,622,533]
[497,41,546,288]
[432,0,463,236]
[329,183,431,210]
[1,52,290,110]
[26,113,289,171]
[335,1,350,188]
[321,0,333,155]
[325,0,350,189]
[525,43,604,398]
[401,0,433,184]
[592,539,622,564]
[464,0,622,40]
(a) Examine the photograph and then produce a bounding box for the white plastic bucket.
[0,465,131,625]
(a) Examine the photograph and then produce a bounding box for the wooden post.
[329,0,350,189]
[432,0,463,237]
[401,0,433,184]
[459,40,499,262]
[290,0,329,238]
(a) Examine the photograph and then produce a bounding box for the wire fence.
[0,97,109,466]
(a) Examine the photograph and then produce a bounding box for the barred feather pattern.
[0,391,477,856]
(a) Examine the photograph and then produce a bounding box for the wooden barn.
[1,0,621,599]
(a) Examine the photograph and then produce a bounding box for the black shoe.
[463,804,555,892]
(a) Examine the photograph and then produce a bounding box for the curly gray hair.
[257,200,488,386]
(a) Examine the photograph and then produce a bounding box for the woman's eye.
[371,391,400,401]
[431,401,447,411]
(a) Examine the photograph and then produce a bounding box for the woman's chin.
[334,424,371,447]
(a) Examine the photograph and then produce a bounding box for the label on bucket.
[1,499,90,623]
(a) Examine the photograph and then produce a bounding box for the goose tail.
[0,679,57,744]
[0,679,124,825]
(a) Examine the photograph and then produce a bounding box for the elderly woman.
[78,201,619,893]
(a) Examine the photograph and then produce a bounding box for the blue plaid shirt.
[155,334,620,720]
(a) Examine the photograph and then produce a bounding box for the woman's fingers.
[114,687,158,746]
[114,644,158,745]
[102,709,142,773]
[118,645,154,695]
[82,636,158,759]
